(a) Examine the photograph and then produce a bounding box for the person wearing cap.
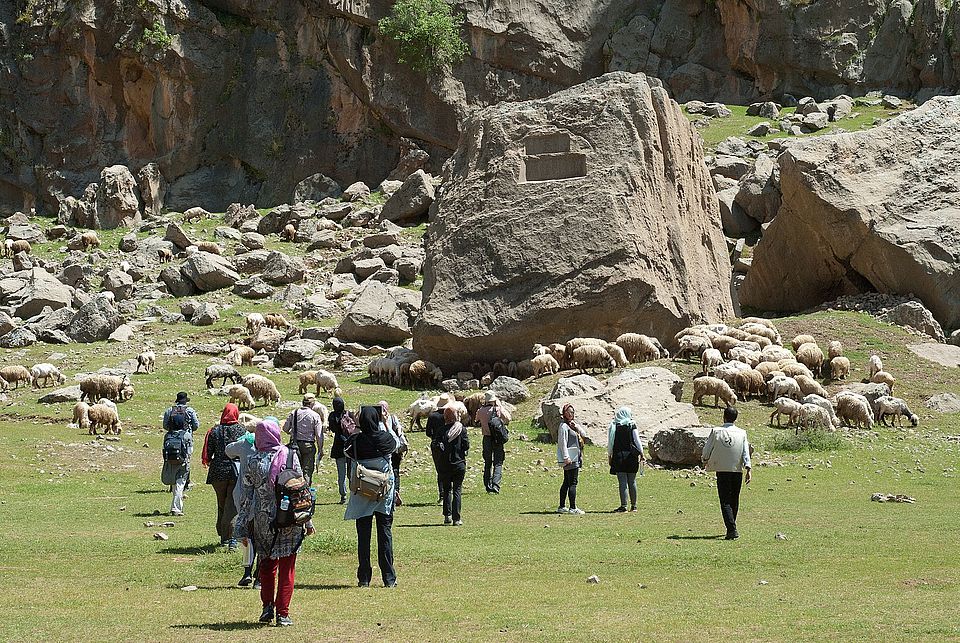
[282,395,325,487]
[425,393,453,503]
[163,392,200,489]
[204,403,247,550]
[161,412,193,516]
[475,391,512,494]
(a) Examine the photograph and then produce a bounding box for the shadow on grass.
[135,488,168,494]
[297,584,354,590]
[667,534,724,540]
[171,622,265,631]
[396,523,446,528]
[519,511,562,515]
[158,543,222,555]
[401,502,440,508]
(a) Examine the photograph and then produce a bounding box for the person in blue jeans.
[607,406,645,513]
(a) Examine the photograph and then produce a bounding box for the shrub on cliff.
[378,0,469,72]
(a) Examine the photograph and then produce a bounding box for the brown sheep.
[10,240,31,255]
[0,365,33,389]
[183,207,210,223]
[792,334,816,352]
[157,248,173,263]
[79,231,101,251]
[281,223,296,241]
[795,343,825,377]
[194,241,223,256]
[264,313,291,330]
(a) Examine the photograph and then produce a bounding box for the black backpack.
[489,415,509,445]
[163,430,188,464]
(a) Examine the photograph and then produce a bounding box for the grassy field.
[0,311,958,641]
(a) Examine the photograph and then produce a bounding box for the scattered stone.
[70,295,122,343]
[190,302,220,326]
[240,232,266,250]
[181,252,240,291]
[775,532,787,541]
[747,122,773,137]
[164,222,193,249]
[232,276,275,300]
[379,169,435,225]
[925,393,960,413]
[153,532,169,540]
[181,585,198,592]
[758,580,769,586]
[293,173,342,202]
[38,385,82,403]
[108,324,135,342]
[881,95,902,109]
[871,493,915,503]
[704,102,732,118]
[0,326,37,348]
[343,181,371,202]
[648,426,713,466]
[587,575,600,584]
[261,251,305,286]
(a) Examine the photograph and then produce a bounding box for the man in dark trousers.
[425,394,452,504]
[701,406,752,540]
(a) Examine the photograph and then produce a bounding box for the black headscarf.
[358,405,382,435]
[348,405,397,460]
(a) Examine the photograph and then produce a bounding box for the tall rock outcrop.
[414,72,734,372]
[740,96,960,330]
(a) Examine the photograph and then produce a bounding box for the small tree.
[378,0,469,72]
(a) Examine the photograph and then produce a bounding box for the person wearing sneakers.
[225,421,259,588]
[438,405,469,526]
[556,404,585,515]
[327,397,352,504]
[607,406,645,513]
[161,412,192,516]
[476,391,512,494]
[163,391,200,490]
[426,393,453,503]
[204,403,246,550]
[701,406,752,540]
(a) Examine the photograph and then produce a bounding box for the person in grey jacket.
[163,392,199,489]
[702,406,752,540]
[556,404,584,515]
[161,413,193,516]
[226,422,259,587]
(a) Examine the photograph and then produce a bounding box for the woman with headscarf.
[607,406,646,513]
[225,417,260,588]
[379,400,408,507]
[205,403,247,550]
[556,404,585,515]
[235,418,314,627]
[438,406,469,526]
[328,397,352,504]
[344,405,399,588]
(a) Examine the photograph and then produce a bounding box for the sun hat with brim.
[175,391,190,404]
[484,391,499,404]
[436,393,453,408]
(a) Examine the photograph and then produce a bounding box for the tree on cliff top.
[378,0,470,72]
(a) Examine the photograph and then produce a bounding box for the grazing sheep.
[795,374,828,399]
[515,359,534,379]
[205,364,243,389]
[728,347,761,367]
[768,375,802,401]
[79,231,101,251]
[157,247,173,263]
[241,374,281,406]
[228,345,256,367]
[10,240,31,255]
[795,343,825,377]
[228,384,256,410]
[836,394,874,429]
[408,360,442,389]
[760,346,793,363]
[649,337,669,359]
[802,394,839,428]
[606,344,629,368]
[740,323,779,344]
[79,374,132,402]
[875,396,919,427]
[565,337,609,365]
[676,335,712,361]
[183,206,210,222]
[755,361,783,379]
[136,351,156,374]
[193,241,222,256]
[867,355,884,379]
[238,412,262,430]
[827,341,843,360]
[572,345,616,374]
[710,335,741,356]
[740,317,777,330]
[792,334,816,352]
[314,370,339,395]
[714,360,751,387]
[1,239,11,257]
[30,363,64,388]
[780,362,815,381]
[298,371,317,395]
[264,313,291,330]
[460,391,486,426]
[0,365,33,389]
[829,356,851,380]
[546,343,567,367]
[246,313,266,334]
[88,403,122,435]
[692,376,738,408]
[281,223,296,241]
[72,401,91,430]
[701,348,723,374]
[731,369,765,400]
[532,343,550,357]
[532,354,560,378]
[745,334,773,349]
[407,395,437,431]
[797,403,832,432]
[615,333,660,363]
[770,397,802,427]
[870,370,895,392]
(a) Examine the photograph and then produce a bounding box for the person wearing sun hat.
[475,390,512,494]
[426,393,453,504]
[163,391,200,490]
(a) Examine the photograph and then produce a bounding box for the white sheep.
[88,403,122,435]
[136,351,156,374]
[701,348,723,374]
[79,374,132,402]
[228,384,255,410]
[769,397,802,427]
[532,343,550,357]
[572,345,616,374]
[228,345,256,367]
[183,206,210,222]
[829,356,851,380]
[870,370,895,392]
[205,364,243,389]
[676,335,712,362]
[792,334,816,352]
[72,401,91,430]
[241,374,281,406]
[795,374,828,399]
[760,346,793,363]
[120,260,131,273]
[692,376,738,407]
[728,347,761,367]
[96,398,118,413]
[246,313,266,334]
[780,362,815,381]
[875,396,918,427]
[802,394,839,428]
[827,341,843,360]
[368,358,400,385]
[407,395,436,431]
[314,370,339,395]
[606,344,629,368]
[2,239,12,257]
[797,403,832,432]
[768,375,802,401]
[795,343,825,377]
[836,394,873,429]
[615,333,660,363]
[0,365,33,389]
[30,363,65,389]
[867,355,883,379]
[532,354,560,378]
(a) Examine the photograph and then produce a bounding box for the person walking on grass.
[226,420,258,588]
[701,406,752,540]
[345,405,399,588]
[203,403,246,550]
[328,397,354,504]
[379,400,409,507]
[476,391,512,494]
[607,406,645,513]
[236,419,315,627]
[557,404,584,515]
[161,412,192,516]
[438,406,469,526]
[282,394,325,487]
[426,393,453,504]
[163,392,199,490]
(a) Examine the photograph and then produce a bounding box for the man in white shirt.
[282,395,325,486]
[701,406,752,540]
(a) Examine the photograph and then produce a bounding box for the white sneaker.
[556,507,570,514]
[569,508,585,515]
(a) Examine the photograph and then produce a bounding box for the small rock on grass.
[181,585,198,592]
[587,575,600,584]
[775,532,787,541]
[758,579,769,586]
[153,532,168,541]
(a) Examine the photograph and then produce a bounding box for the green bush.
[378,0,469,72]
[771,428,847,453]
[135,20,172,53]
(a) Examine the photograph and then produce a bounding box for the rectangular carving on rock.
[521,153,587,182]
[524,132,571,155]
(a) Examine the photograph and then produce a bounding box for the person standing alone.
[556,404,584,515]
[607,407,645,513]
[701,406,752,540]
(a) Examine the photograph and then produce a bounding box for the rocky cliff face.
[2,0,958,215]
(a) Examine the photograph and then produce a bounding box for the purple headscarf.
[255,418,287,485]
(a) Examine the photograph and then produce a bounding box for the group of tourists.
[158,387,752,626]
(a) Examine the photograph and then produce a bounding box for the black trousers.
[356,512,395,586]
[392,451,402,494]
[439,465,466,521]
[295,440,317,486]
[716,472,743,535]
[559,467,579,509]
[431,446,443,500]
[482,435,505,492]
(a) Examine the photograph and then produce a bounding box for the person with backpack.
[161,413,193,516]
[235,418,315,627]
[225,421,259,587]
[203,403,246,550]
[379,400,408,507]
[425,393,453,504]
[437,406,469,526]
[328,396,355,504]
[476,391,512,494]
[163,392,199,489]
[282,395,325,487]
[556,404,585,515]
[344,405,399,588]
[607,406,646,513]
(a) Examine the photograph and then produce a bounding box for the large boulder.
[293,173,342,202]
[181,252,241,292]
[414,73,734,372]
[69,295,123,343]
[190,302,220,326]
[93,165,142,229]
[337,280,419,346]
[160,266,197,297]
[741,97,960,330]
[0,268,74,318]
[539,367,698,445]
[647,426,713,466]
[734,154,781,224]
[489,376,529,404]
[379,170,435,225]
[275,339,326,368]
[0,326,37,348]
[261,251,306,285]
[102,269,134,301]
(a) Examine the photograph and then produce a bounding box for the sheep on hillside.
[157,247,173,263]
[546,343,567,367]
[795,343,825,377]
[870,370,895,392]
[407,395,436,431]
[409,360,442,389]
[760,346,793,363]
[79,374,133,402]
[136,351,156,374]
[264,313,291,330]
[281,223,296,241]
[192,241,223,256]
[79,231,101,251]
[731,369,765,400]
[228,384,255,410]
[10,240,31,255]
[606,344,629,368]
[768,375,802,401]
[827,341,843,360]
[740,323,780,344]
[769,397,802,427]
[461,391,486,425]
[0,365,33,389]
[792,334,816,352]
[572,345,616,374]
[88,403,122,435]
[228,345,256,367]
[728,347,761,367]
[836,394,873,429]
[692,376,738,408]
[867,355,883,379]
[875,396,918,427]
[701,348,723,375]
[246,313,266,334]
[676,335,712,362]
[797,403,832,432]
[314,370,339,395]
[30,363,64,388]
[532,354,560,378]
[802,394,839,428]
[615,333,660,363]
[565,337,609,365]
[241,374,281,406]
[183,206,210,222]
[829,356,851,380]
[755,361,782,379]
[72,401,91,431]
[711,335,740,356]
[795,374,828,399]
[780,362,814,380]
[1,239,11,257]
[205,364,243,389]
[298,371,317,395]
[532,343,550,357]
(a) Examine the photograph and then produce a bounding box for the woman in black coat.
[437,406,469,526]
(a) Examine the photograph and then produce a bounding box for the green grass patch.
[771,428,848,452]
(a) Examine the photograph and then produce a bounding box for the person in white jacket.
[556,404,584,515]
[701,406,752,540]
